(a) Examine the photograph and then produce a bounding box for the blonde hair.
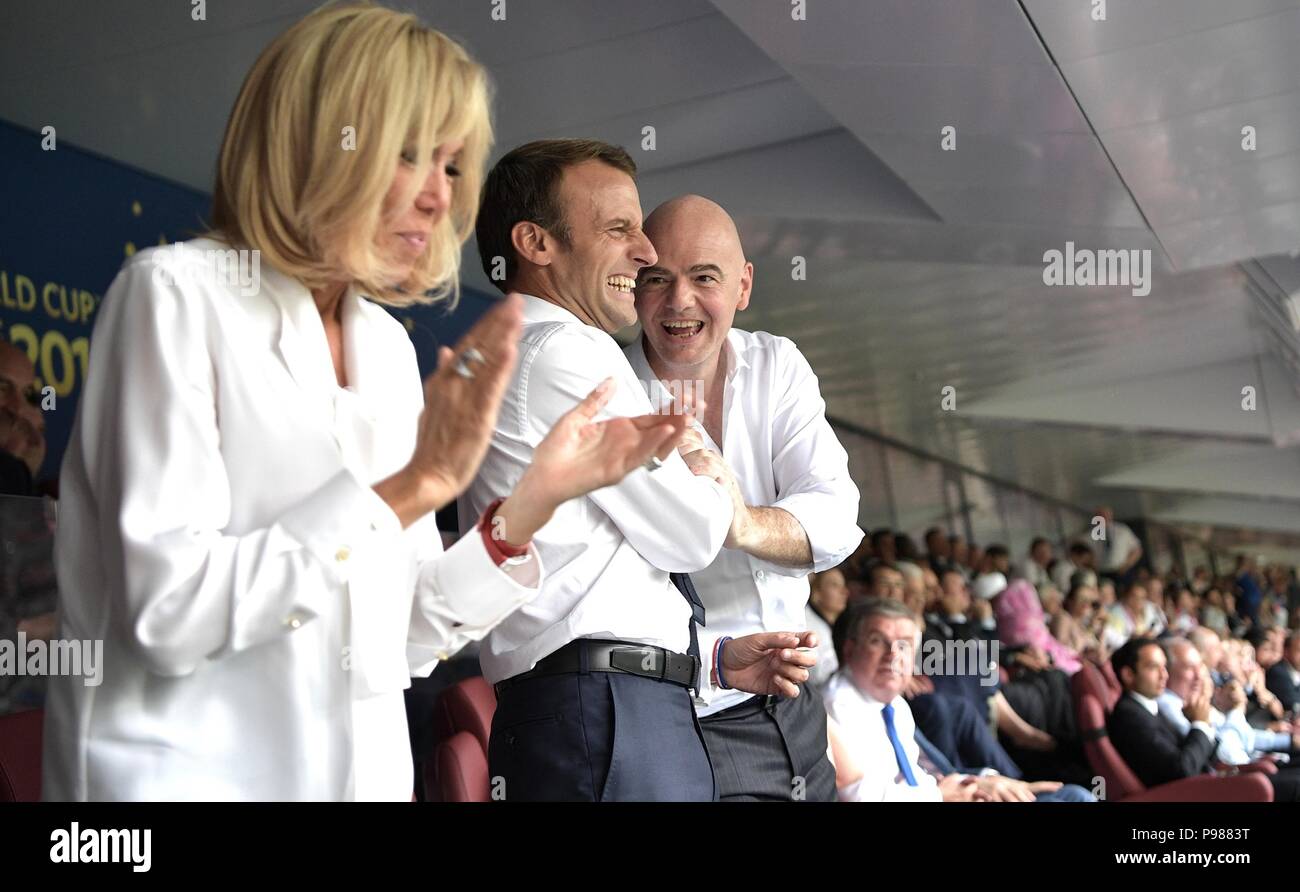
[211,1,492,307]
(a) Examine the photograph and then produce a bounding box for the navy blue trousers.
[488,670,716,801]
[909,691,1023,779]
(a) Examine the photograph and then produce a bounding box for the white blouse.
[42,238,541,801]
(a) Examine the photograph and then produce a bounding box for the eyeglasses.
[859,631,915,655]
[0,375,40,408]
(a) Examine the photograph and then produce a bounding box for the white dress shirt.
[1133,690,1214,742]
[462,295,733,685]
[1156,690,1287,765]
[625,331,863,713]
[822,672,942,802]
[804,606,838,692]
[1103,601,1166,650]
[44,239,541,801]
[1097,521,1139,572]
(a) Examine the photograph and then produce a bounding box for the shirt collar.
[517,292,587,326]
[1129,690,1160,715]
[832,670,901,713]
[625,328,750,406]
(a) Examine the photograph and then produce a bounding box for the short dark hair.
[985,544,1009,561]
[832,598,917,664]
[1064,582,1093,606]
[475,138,637,292]
[1111,636,1160,687]
[869,561,900,581]
[924,527,945,544]
[1068,542,1092,557]
[939,567,965,585]
[869,528,894,550]
[1030,537,1049,551]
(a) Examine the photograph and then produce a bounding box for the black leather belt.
[494,638,700,696]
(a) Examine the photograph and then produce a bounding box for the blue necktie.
[882,703,919,786]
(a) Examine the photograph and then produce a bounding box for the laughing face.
[545,160,657,333]
[634,195,752,376]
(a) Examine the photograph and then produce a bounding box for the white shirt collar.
[624,329,750,407]
[518,292,585,326]
[1129,689,1160,715]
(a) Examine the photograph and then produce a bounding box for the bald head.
[635,195,753,378]
[643,195,744,259]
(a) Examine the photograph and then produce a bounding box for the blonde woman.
[42,2,684,801]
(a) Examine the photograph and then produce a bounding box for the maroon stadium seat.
[1071,673,1272,802]
[0,708,44,802]
[426,731,490,803]
[1099,660,1122,707]
[431,676,496,754]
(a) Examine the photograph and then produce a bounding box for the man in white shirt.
[627,195,863,800]
[465,140,812,801]
[1158,639,1299,771]
[1092,505,1142,583]
[824,599,1068,802]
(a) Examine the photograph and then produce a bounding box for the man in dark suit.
[1109,636,1300,800]
[1107,637,1217,787]
[1265,631,1300,715]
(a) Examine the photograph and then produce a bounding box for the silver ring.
[643,455,664,472]
[453,346,485,380]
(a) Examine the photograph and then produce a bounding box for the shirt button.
[436,651,449,661]
[335,546,351,562]
[754,569,766,582]
[285,615,303,630]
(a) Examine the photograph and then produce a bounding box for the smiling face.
[539,160,656,333]
[635,195,752,376]
[379,138,465,280]
[1166,642,1202,701]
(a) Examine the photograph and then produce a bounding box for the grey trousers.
[699,686,837,802]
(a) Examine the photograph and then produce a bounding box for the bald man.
[626,195,864,801]
[0,342,46,495]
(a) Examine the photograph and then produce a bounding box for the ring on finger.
[454,346,486,380]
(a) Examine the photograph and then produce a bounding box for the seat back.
[1071,673,1145,801]
[432,676,496,754]
[426,731,490,803]
[1099,659,1122,708]
[0,708,44,802]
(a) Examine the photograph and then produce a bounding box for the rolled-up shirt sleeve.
[766,339,863,575]
[520,327,732,572]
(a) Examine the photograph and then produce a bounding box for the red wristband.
[479,497,530,565]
